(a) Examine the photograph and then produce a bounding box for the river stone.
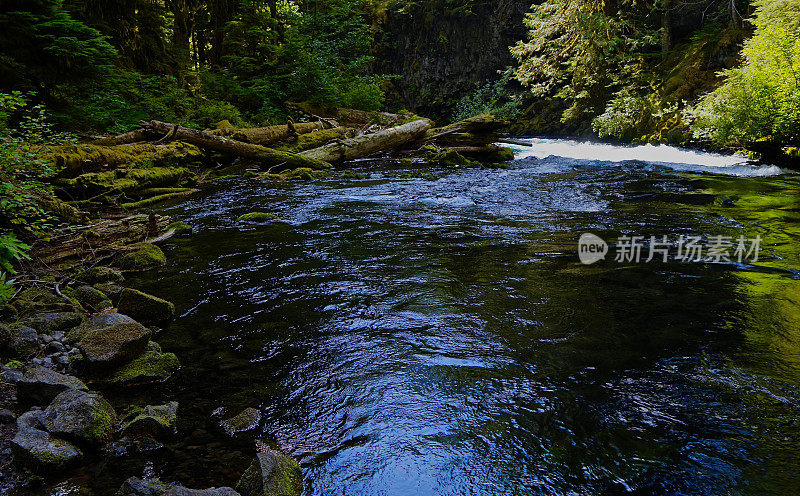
[93,283,125,304]
[9,325,39,357]
[116,288,175,324]
[110,342,180,384]
[220,407,262,439]
[235,449,302,496]
[78,316,152,368]
[75,266,125,285]
[12,287,77,314]
[116,243,166,271]
[115,476,171,496]
[120,401,179,438]
[20,312,83,335]
[41,389,117,446]
[72,285,113,311]
[163,487,240,496]
[10,410,83,471]
[16,365,88,406]
[68,312,137,342]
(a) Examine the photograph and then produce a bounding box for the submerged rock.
[16,365,88,406]
[116,288,175,324]
[219,407,262,439]
[235,449,302,496]
[237,212,279,222]
[11,410,83,471]
[166,221,193,235]
[77,315,152,368]
[110,342,180,385]
[116,243,166,271]
[41,389,117,446]
[120,401,179,438]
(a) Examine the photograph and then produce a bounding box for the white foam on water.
[508,138,787,177]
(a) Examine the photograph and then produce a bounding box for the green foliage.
[0,91,70,236]
[690,0,800,145]
[0,233,30,274]
[452,73,522,122]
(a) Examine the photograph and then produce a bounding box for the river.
[77,139,800,495]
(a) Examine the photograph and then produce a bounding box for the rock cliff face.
[375,0,531,119]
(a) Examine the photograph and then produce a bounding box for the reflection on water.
[83,142,800,496]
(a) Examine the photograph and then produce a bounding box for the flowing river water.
[68,139,800,495]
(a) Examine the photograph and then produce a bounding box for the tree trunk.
[91,130,150,146]
[299,119,433,163]
[209,121,332,145]
[139,120,332,170]
[49,142,205,177]
[286,102,406,127]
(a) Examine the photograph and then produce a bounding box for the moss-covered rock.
[74,266,124,285]
[64,286,113,312]
[19,311,84,335]
[235,449,302,496]
[283,168,331,181]
[116,243,166,271]
[166,221,192,235]
[8,325,39,357]
[12,287,78,314]
[11,410,83,471]
[78,317,152,369]
[92,283,125,305]
[219,407,261,439]
[116,288,175,324]
[110,345,180,385]
[67,312,138,343]
[41,389,117,446]
[237,212,279,222]
[119,401,179,438]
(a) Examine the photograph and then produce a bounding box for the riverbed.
[80,139,800,495]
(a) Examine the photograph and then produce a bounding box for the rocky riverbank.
[0,219,301,496]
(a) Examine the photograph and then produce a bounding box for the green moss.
[342,170,370,179]
[110,349,180,384]
[237,212,280,222]
[116,243,166,271]
[166,221,192,234]
[284,168,331,181]
[55,167,194,196]
[74,266,124,285]
[277,128,355,152]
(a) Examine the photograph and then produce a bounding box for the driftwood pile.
[45,105,515,210]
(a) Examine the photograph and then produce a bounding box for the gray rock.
[67,312,138,342]
[46,341,67,354]
[117,288,176,324]
[21,312,83,335]
[41,389,117,446]
[120,401,179,438]
[16,365,88,406]
[235,449,302,496]
[219,408,262,439]
[106,435,165,457]
[52,330,65,341]
[163,487,240,496]
[9,325,38,357]
[77,316,152,369]
[115,476,170,496]
[0,408,15,423]
[10,410,83,471]
[41,334,54,344]
[1,365,23,383]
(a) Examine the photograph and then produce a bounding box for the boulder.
[20,312,83,335]
[12,287,78,314]
[219,408,262,439]
[68,311,137,342]
[164,487,240,496]
[77,316,152,369]
[74,266,124,285]
[11,410,83,471]
[116,243,166,271]
[120,401,179,438]
[116,288,175,324]
[70,285,113,311]
[110,341,179,384]
[106,434,165,457]
[115,476,171,496]
[9,325,39,357]
[235,449,302,496]
[41,389,117,445]
[16,365,88,405]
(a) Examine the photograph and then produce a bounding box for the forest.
[0,0,799,495]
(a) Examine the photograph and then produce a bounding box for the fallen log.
[298,119,433,163]
[424,114,509,143]
[91,129,150,146]
[50,142,205,177]
[209,121,335,146]
[139,120,332,171]
[287,102,408,127]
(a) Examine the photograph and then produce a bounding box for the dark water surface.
[72,141,800,495]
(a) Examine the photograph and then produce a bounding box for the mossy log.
[49,142,204,177]
[139,120,332,171]
[286,102,408,127]
[424,114,509,140]
[277,127,356,152]
[54,167,194,197]
[209,121,333,145]
[298,119,433,163]
[90,130,150,146]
